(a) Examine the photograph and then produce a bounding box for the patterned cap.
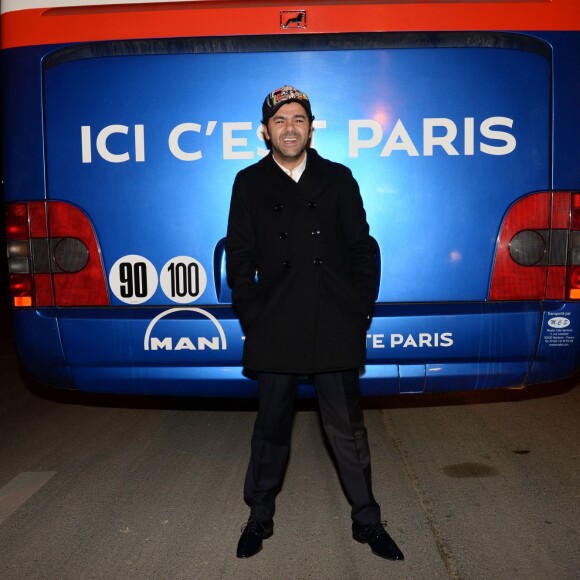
[262,85,314,123]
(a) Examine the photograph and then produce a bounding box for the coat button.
[311,229,321,237]
[308,201,317,209]
[313,258,323,266]
[274,203,284,211]
[279,231,288,240]
[283,260,292,268]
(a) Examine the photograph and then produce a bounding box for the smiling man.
[262,98,312,171]
[226,85,404,562]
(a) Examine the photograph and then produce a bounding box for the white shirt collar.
[272,152,307,183]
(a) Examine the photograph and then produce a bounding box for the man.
[225,85,404,562]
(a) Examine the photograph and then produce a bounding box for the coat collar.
[260,148,331,201]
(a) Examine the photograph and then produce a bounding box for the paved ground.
[0,322,578,579]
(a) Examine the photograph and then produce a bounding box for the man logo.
[281,10,306,29]
[144,307,227,351]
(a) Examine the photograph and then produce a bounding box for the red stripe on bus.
[2,2,579,49]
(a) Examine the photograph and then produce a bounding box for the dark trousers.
[244,369,381,525]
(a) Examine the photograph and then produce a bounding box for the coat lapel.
[296,149,331,201]
[261,154,303,200]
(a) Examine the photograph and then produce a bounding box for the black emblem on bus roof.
[281,10,306,29]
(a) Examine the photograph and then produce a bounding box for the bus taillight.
[4,201,109,307]
[566,193,580,299]
[6,203,35,307]
[9,275,34,307]
[489,192,551,300]
[489,191,580,301]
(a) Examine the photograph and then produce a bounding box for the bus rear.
[3,0,580,395]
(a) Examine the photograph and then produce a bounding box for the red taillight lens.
[490,191,580,301]
[4,201,109,307]
[571,194,580,230]
[5,203,29,240]
[5,204,34,307]
[489,192,551,300]
[9,274,34,307]
[48,202,109,306]
[566,193,580,299]
[567,266,580,299]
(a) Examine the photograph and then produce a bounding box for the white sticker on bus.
[109,254,158,305]
[160,256,207,304]
[547,316,570,328]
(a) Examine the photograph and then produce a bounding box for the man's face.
[263,102,313,169]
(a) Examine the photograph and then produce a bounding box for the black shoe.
[236,518,274,559]
[352,521,404,561]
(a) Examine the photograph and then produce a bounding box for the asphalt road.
[0,322,579,580]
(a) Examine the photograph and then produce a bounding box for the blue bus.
[3,0,580,395]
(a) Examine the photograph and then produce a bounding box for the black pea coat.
[225,148,377,374]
